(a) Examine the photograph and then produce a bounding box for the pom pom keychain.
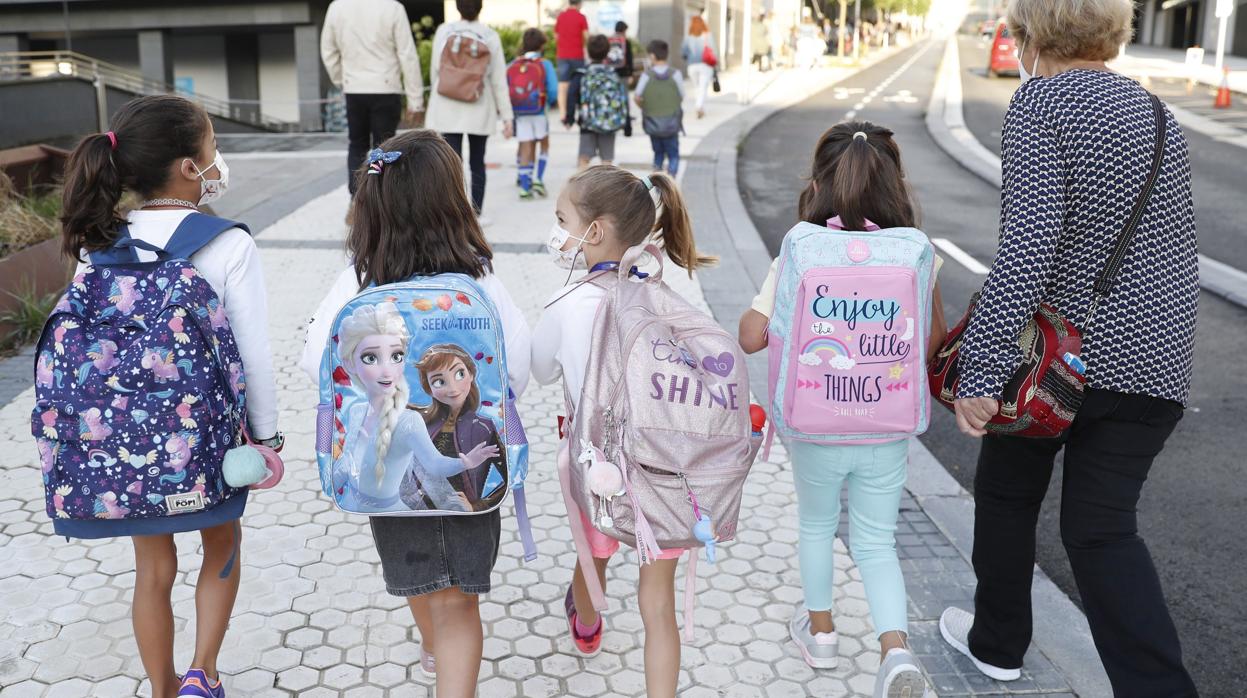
[223,429,285,489]
[579,446,624,529]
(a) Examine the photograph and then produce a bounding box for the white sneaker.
[938,607,1022,681]
[789,606,839,669]
[874,647,933,698]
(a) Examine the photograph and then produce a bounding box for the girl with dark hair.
[531,165,714,698]
[300,129,530,697]
[737,122,945,697]
[59,94,279,698]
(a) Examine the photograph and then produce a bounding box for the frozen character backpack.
[765,216,935,456]
[559,245,761,639]
[507,55,548,116]
[315,274,536,559]
[579,65,628,133]
[32,214,258,528]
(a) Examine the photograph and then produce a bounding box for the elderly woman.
[939,0,1199,694]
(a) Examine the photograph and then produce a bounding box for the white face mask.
[188,150,230,207]
[1018,43,1041,84]
[547,221,593,270]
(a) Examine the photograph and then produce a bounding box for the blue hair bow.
[366,148,402,175]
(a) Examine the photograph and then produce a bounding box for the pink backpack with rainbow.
[765,217,936,452]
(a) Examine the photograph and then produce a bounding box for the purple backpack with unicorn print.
[32,214,250,527]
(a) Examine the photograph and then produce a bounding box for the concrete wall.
[68,35,140,72]
[0,78,99,149]
[171,34,229,101]
[259,31,299,122]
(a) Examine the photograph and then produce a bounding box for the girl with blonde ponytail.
[531,165,715,698]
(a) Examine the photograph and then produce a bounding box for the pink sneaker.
[564,585,603,657]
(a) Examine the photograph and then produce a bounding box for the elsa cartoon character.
[406,344,506,512]
[336,302,497,512]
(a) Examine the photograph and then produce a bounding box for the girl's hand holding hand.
[460,442,501,469]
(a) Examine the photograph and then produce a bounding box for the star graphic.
[888,364,905,379]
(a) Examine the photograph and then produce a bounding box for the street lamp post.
[742,0,753,104]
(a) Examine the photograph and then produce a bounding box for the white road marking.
[932,237,991,275]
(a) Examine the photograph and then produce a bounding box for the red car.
[988,22,1019,77]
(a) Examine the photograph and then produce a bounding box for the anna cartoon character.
[410,344,507,511]
[335,303,498,512]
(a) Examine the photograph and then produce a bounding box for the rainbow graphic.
[798,337,856,370]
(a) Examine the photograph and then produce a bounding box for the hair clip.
[366,148,402,175]
[852,131,867,141]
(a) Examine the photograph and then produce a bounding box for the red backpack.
[507,55,547,116]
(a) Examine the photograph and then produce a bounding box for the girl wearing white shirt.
[531,165,713,698]
[300,130,530,698]
[58,95,278,698]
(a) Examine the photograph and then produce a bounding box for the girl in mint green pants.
[787,439,910,635]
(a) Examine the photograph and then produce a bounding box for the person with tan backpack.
[425,0,514,222]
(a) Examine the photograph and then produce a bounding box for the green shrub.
[0,281,60,349]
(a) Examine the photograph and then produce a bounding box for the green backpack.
[641,69,683,138]
[580,65,628,133]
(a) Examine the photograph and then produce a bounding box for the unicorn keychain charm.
[579,446,624,529]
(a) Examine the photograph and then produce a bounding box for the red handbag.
[702,43,718,67]
[928,93,1166,438]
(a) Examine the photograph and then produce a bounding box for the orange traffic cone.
[1214,67,1232,109]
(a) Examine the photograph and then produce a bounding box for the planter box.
[0,237,72,341]
[0,144,70,193]
[0,144,72,343]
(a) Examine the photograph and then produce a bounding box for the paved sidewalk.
[2,56,1086,697]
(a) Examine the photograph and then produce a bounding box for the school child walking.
[532,166,716,698]
[507,28,559,200]
[633,39,686,177]
[738,122,947,697]
[37,94,280,698]
[300,130,531,698]
[563,35,631,168]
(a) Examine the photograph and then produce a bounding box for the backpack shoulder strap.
[164,213,251,261]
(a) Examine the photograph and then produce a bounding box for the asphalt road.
[738,39,1247,697]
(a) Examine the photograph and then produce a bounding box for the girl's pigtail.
[60,133,125,261]
[828,135,885,232]
[649,173,717,276]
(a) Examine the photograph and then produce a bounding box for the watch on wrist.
[256,432,285,452]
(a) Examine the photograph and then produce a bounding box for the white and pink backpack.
[765,217,936,453]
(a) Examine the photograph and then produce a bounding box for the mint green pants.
[788,438,909,635]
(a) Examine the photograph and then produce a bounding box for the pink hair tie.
[105,131,117,151]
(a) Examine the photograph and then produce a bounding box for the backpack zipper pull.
[680,473,717,563]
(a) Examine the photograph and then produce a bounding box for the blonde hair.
[338,302,411,487]
[1007,0,1133,62]
[566,166,717,277]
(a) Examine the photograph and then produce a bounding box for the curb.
[925,35,1247,311]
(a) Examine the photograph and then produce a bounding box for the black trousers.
[443,132,488,214]
[968,388,1197,697]
[345,93,402,195]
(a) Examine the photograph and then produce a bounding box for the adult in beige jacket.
[320,0,423,195]
[425,0,514,216]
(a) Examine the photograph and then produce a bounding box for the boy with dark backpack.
[563,34,631,168]
[634,40,686,176]
[507,28,559,200]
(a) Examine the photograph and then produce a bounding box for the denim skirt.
[368,510,501,596]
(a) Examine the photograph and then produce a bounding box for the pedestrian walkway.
[1115,43,1247,94]
[1,55,1095,696]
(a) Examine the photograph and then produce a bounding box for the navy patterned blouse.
[957,69,1198,405]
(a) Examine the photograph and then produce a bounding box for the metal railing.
[0,50,294,132]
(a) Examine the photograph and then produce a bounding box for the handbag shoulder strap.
[1086,93,1165,326]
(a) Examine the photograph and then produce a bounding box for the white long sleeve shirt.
[299,267,532,398]
[320,0,424,110]
[530,281,607,413]
[76,210,279,439]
